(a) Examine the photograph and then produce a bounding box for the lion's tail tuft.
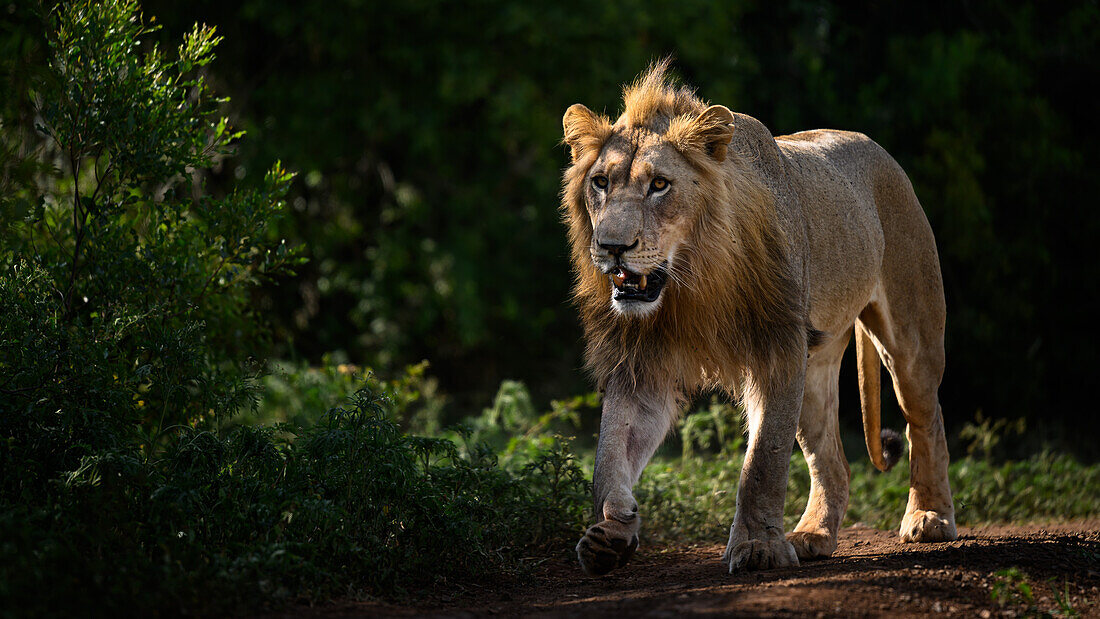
[880,428,906,471]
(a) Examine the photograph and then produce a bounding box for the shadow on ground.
[276,522,1100,617]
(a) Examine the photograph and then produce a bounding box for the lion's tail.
[856,320,905,472]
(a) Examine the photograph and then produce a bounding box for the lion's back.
[774,129,926,334]
[776,129,921,226]
[776,129,901,196]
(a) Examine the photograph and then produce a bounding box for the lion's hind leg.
[859,157,957,543]
[788,332,851,560]
[859,295,957,544]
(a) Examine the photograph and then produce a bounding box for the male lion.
[561,62,957,576]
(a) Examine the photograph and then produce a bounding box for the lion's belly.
[778,132,886,336]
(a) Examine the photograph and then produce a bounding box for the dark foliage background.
[4,2,1098,448]
[127,0,1097,455]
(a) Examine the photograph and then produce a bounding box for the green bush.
[459,380,598,462]
[0,379,590,615]
[0,2,589,615]
[0,0,299,468]
[249,357,445,433]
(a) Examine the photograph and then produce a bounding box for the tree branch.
[64,151,87,320]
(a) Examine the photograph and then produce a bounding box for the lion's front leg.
[723,370,804,573]
[577,375,678,576]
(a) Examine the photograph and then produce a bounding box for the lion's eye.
[650,177,669,193]
[592,175,609,190]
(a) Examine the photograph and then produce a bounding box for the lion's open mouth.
[611,262,669,303]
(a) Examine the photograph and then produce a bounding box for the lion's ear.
[682,104,735,162]
[563,103,611,163]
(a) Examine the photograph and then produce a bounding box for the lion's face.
[584,132,700,316]
[563,99,735,318]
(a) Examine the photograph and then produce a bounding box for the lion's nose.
[598,239,639,258]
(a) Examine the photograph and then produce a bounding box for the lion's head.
[562,68,736,317]
[561,62,803,391]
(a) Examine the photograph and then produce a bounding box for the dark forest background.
[4,0,1098,457]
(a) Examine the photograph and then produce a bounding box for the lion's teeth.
[639,274,647,290]
[612,271,625,287]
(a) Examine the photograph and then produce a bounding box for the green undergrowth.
[0,379,589,616]
[636,447,1100,546]
[620,395,1100,545]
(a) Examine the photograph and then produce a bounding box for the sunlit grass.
[635,450,1100,544]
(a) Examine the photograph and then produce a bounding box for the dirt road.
[292,521,1099,617]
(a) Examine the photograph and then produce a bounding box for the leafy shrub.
[0,379,590,615]
[679,396,745,460]
[960,410,1028,459]
[0,2,588,615]
[248,357,445,433]
[0,0,298,473]
[457,380,598,464]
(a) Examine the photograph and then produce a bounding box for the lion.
[560,61,957,576]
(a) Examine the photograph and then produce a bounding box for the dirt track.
[288,521,1100,617]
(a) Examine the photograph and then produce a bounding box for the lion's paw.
[576,519,639,576]
[723,537,799,573]
[899,509,957,543]
[785,531,837,560]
